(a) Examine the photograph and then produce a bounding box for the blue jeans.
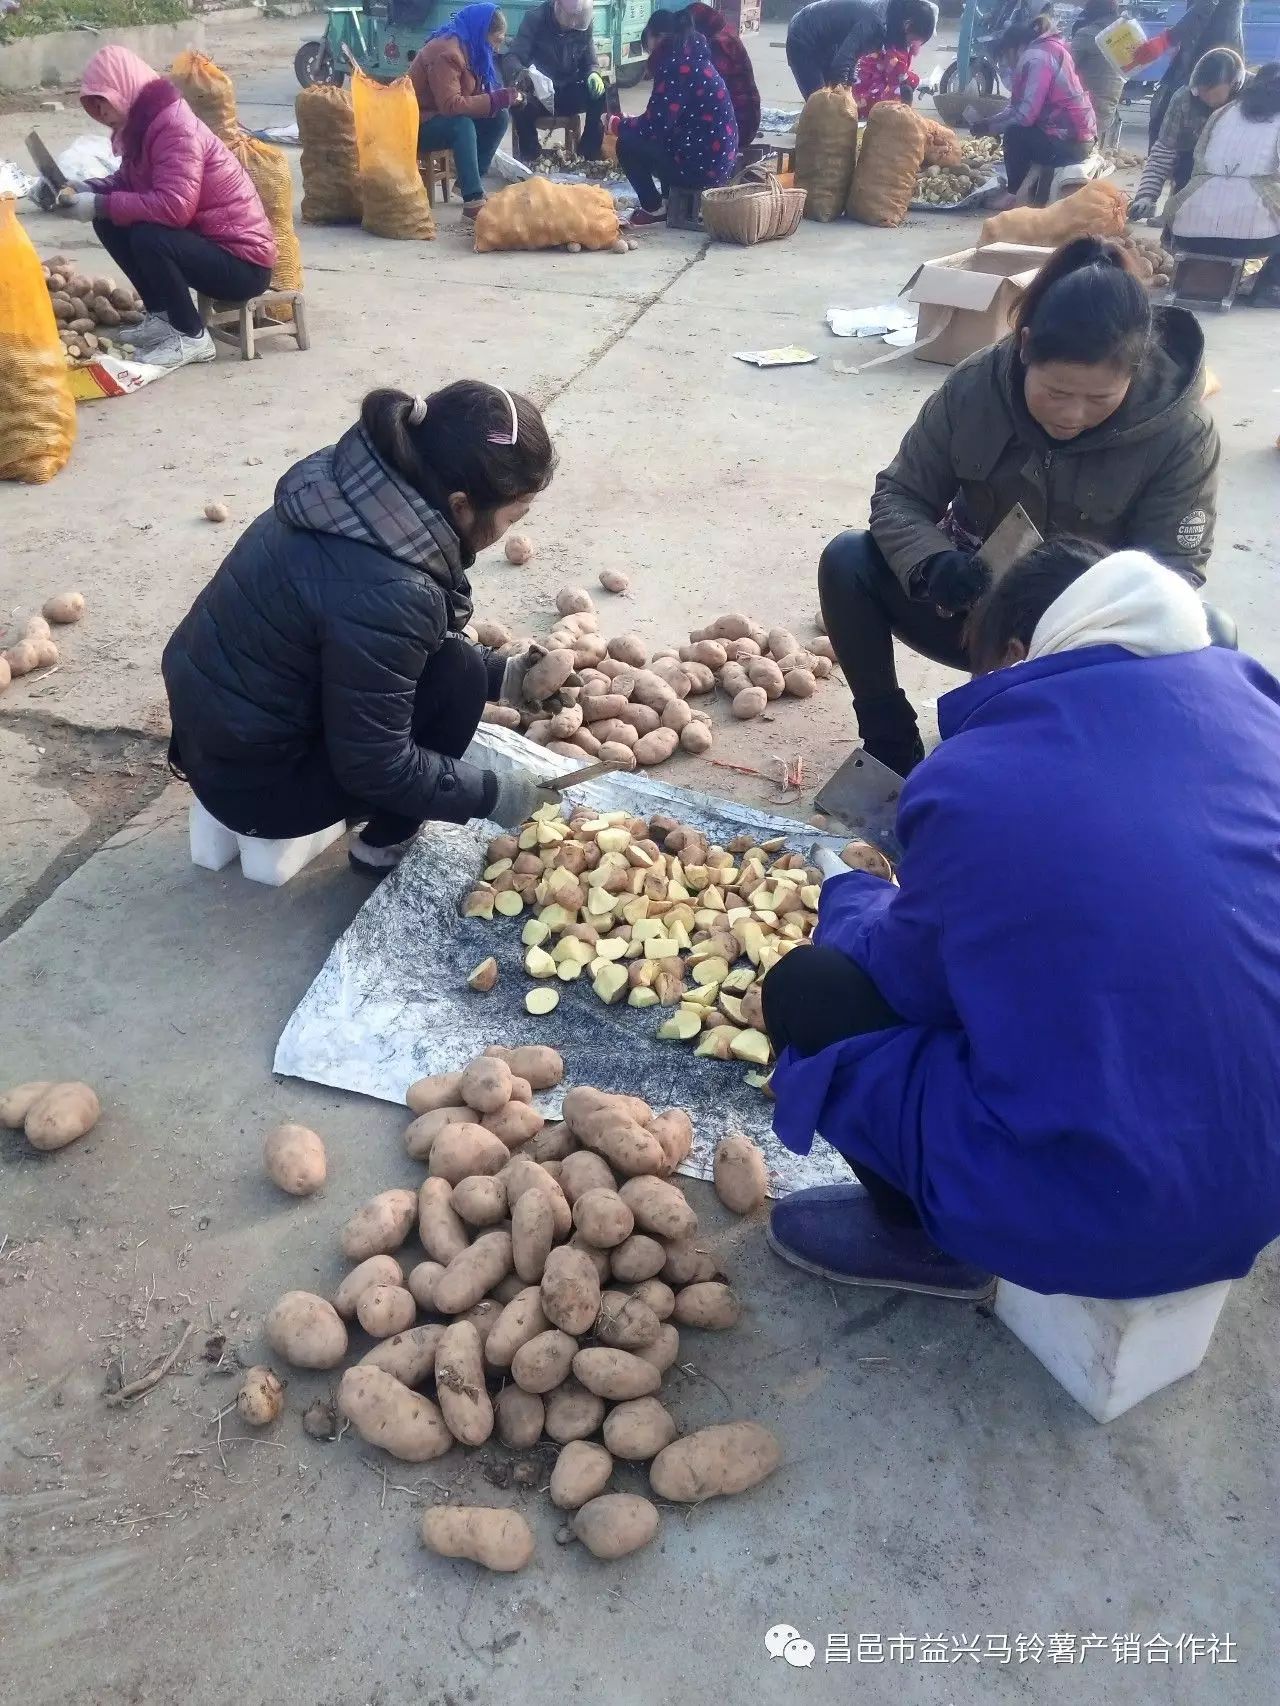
[418,112,509,201]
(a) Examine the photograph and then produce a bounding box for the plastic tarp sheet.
[275,727,851,1194]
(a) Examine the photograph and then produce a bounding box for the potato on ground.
[661,1239,720,1286]
[236,1365,284,1426]
[340,1188,418,1260]
[429,1122,510,1184]
[512,1187,556,1282]
[333,1253,404,1319]
[459,1056,513,1114]
[451,1173,508,1227]
[649,1422,781,1501]
[594,1289,661,1350]
[540,1244,602,1334]
[435,1321,494,1445]
[603,1396,678,1460]
[339,1366,451,1461]
[609,1233,667,1282]
[511,1328,578,1394]
[266,1291,349,1368]
[356,1282,418,1337]
[499,1153,573,1237]
[636,1322,680,1373]
[403,1105,473,1161]
[0,1080,54,1128]
[672,1280,742,1329]
[713,1134,768,1214]
[263,1122,327,1196]
[572,1187,634,1249]
[24,1082,101,1151]
[495,1384,545,1448]
[422,1506,534,1572]
[484,1286,550,1368]
[543,1376,606,1442]
[483,1044,564,1089]
[573,1493,659,1559]
[405,1261,444,1311]
[647,1108,693,1174]
[550,1440,613,1509]
[632,1277,675,1320]
[483,1101,544,1148]
[572,1346,661,1400]
[360,1323,445,1384]
[559,1150,617,1204]
[417,1178,470,1264]
[618,1176,697,1242]
[406,1070,463,1114]
[433,1230,514,1314]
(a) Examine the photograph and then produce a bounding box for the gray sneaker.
[125,312,174,352]
[149,328,218,371]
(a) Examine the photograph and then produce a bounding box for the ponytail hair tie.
[407,394,428,427]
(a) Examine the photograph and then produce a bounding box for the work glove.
[55,190,98,222]
[587,72,605,98]
[1127,194,1155,223]
[921,550,992,617]
[488,766,561,829]
[969,118,990,137]
[29,178,60,212]
[500,642,583,710]
[490,87,518,113]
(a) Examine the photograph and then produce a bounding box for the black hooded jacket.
[162,425,502,824]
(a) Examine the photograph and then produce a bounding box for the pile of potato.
[1113,232,1174,291]
[913,159,995,205]
[476,593,838,770]
[462,801,891,1071]
[0,589,85,694]
[41,253,144,365]
[258,1047,780,1570]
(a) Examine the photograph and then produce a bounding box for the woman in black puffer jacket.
[163,381,559,874]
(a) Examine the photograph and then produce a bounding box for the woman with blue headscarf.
[410,4,519,218]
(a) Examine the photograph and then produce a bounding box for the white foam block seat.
[994,1278,1231,1422]
[189,799,345,887]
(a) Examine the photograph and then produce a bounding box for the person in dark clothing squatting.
[608,9,738,226]
[818,236,1222,777]
[762,537,1280,1300]
[504,0,608,165]
[162,382,564,876]
[785,0,937,101]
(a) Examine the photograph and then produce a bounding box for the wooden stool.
[1167,250,1247,312]
[666,185,703,230]
[198,290,310,361]
[537,113,582,157]
[419,147,457,205]
[768,132,797,175]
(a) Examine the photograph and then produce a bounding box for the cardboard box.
[902,243,1054,366]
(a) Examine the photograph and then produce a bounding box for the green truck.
[295,0,662,90]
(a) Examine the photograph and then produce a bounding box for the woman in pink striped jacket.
[972,12,1096,208]
[52,46,276,371]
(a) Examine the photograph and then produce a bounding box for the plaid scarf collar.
[274,424,473,628]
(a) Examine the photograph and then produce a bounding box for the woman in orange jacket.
[409,4,520,217]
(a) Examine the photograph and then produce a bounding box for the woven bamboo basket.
[700,164,807,246]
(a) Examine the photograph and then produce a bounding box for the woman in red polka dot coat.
[610,8,739,225]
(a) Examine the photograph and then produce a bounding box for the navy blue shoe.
[767,1185,994,1301]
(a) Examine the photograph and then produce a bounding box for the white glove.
[813,847,848,883]
[489,767,560,829]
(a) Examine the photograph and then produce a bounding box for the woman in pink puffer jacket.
[55,46,276,370]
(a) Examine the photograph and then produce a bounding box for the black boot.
[853,690,925,777]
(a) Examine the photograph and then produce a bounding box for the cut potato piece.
[495,891,525,917]
[593,964,629,1005]
[526,989,560,1016]
[729,1029,772,1065]
[657,1010,702,1042]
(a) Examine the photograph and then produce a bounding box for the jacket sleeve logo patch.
[1176,509,1208,550]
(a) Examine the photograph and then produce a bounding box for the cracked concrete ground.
[1,17,1277,1706]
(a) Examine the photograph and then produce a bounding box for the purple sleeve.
[987,49,1052,132]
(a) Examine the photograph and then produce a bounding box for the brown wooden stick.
[105,1321,195,1407]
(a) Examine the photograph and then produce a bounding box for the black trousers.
[762,945,922,1228]
[785,40,827,100]
[616,131,677,212]
[819,529,968,774]
[1001,127,1092,196]
[513,79,606,161]
[181,637,488,847]
[93,218,272,338]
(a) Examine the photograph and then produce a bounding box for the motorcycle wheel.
[937,57,999,97]
[295,41,343,88]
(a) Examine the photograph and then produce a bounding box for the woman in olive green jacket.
[819,237,1221,775]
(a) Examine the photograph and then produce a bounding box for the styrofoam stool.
[994,1278,1231,1422]
[188,799,345,887]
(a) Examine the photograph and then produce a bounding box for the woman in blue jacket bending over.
[764,540,1280,1301]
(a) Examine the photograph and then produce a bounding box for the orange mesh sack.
[920,117,963,167]
[170,50,238,144]
[979,179,1128,247]
[230,134,304,298]
[0,200,75,484]
[297,84,362,224]
[473,178,620,252]
[352,69,436,240]
[848,102,925,226]
[794,85,860,222]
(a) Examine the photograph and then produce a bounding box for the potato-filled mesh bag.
[0,200,75,484]
[170,50,238,144]
[352,69,436,240]
[979,179,1129,247]
[297,84,362,224]
[473,178,620,252]
[794,85,860,223]
[848,101,925,226]
[230,134,304,305]
[920,117,964,167]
